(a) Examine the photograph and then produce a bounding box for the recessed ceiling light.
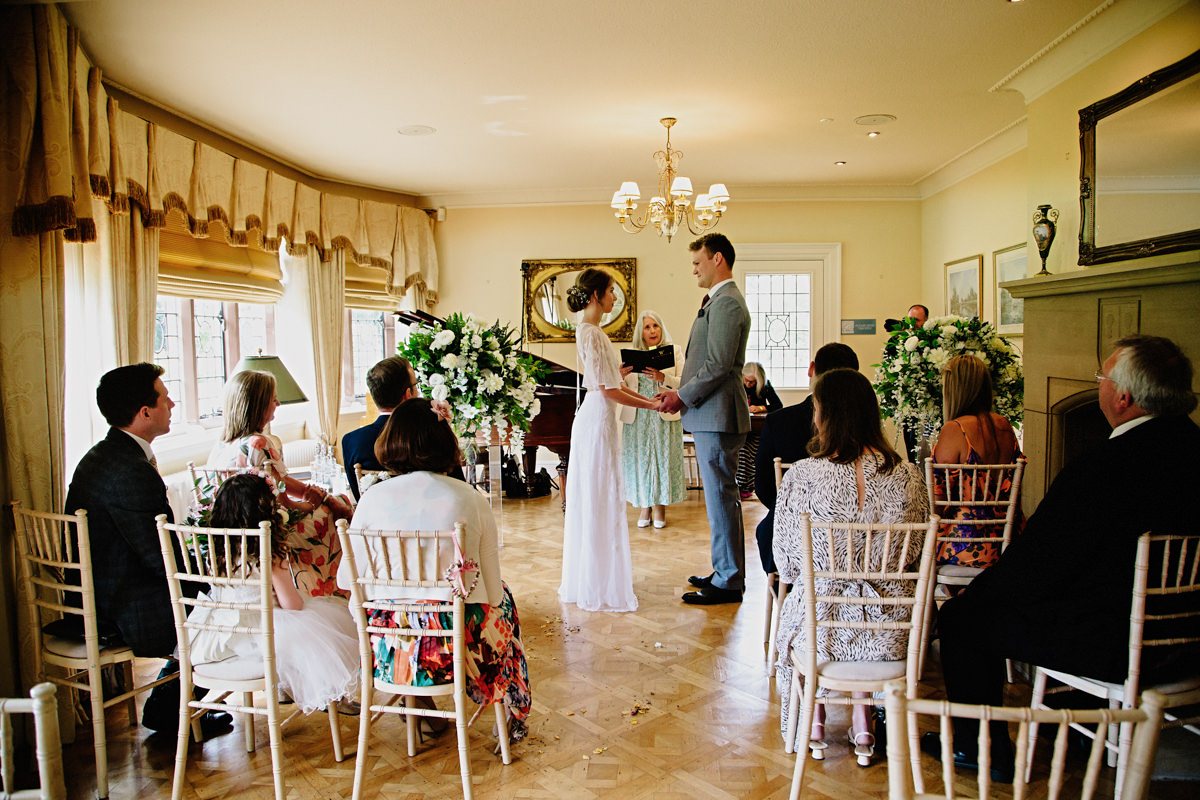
[835,161,847,166]
[819,117,834,123]
[855,114,896,126]
[397,125,436,136]
[867,131,880,138]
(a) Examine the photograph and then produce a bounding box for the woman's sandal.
[809,723,828,760]
[418,716,450,743]
[848,727,876,767]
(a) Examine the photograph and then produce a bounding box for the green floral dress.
[620,374,686,507]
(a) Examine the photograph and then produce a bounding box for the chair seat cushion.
[811,659,908,682]
[193,656,266,682]
[43,635,133,661]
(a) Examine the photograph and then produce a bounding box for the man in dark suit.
[753,342,859,573]
[65,363,231,735]
[341,356,416,499]
[656,233,752,605]
[925,334,1200,778]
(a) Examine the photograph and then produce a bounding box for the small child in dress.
[197,474,360,713]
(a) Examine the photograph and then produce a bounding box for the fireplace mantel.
[1005,258,1200,515]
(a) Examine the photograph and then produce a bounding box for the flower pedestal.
[461,425,526,547]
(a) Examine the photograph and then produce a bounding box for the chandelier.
[610,118,730,242]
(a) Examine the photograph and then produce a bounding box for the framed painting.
[944,255,982,319]
[993,244,1027,335]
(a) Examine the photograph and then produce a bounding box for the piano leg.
[557,455,568,513]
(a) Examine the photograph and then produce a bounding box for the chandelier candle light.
[611,118,730,242]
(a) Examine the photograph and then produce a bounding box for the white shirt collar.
[119,428,156,462]
[1110,414,1154,439]
[707,277,735,298]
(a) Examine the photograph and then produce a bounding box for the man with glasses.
[923,334,1200,781]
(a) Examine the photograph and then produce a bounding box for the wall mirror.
[521,258,636,343]
[1079,49,1200,266]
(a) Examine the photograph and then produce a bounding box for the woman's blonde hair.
[632,310,673,350]
[942,355,993,423]
[221,370,276,442]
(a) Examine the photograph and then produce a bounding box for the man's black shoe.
[144,710,234,740]
[919,732,1014,784]
[682,586,743,605]
[687,573,714,589]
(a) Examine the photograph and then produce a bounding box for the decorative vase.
[1032,204,1059,275]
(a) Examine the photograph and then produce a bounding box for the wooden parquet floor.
[57,489,1198,799]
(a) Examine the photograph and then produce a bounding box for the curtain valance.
[5,4,438,306]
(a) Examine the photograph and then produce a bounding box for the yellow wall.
[433,200,922,393]
[920,150,1031,325]
[1026,2,1200,273]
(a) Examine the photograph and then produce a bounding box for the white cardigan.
[618,343,684,424]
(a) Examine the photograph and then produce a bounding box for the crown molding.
[989,0,1190,104]
[917,118,1029,200]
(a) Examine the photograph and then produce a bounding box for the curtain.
[0,3,71,705]
[307,248,345,446]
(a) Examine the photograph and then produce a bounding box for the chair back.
[924,457,1026,554]
[11,502,103,675]
[795,515,938,677]
[186,461,244,510]
[155,515,275,678]
[1127,532,1200,703]
[352,463,392,496]
[882,680,1165,800]
[336,520,466,692]
[0,683,66,800]
[773,457,792,490]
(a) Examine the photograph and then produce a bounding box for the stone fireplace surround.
[1005,258,1200,516]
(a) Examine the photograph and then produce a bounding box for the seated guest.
[772,369,928,762]
[927,335,1200,781]
[65,363,231,736]
[930,354,1024,569]
[339,397,532,741]
[754,343,859,574]
[193,474,359,714]
[736,362,783,498]
[210,370,352,596]
[884,303,929,333]
[342,356,417,500]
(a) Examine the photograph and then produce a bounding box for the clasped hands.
[651,389,684,414]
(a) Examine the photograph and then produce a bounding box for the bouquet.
[398,312,549,444]
[874,315,1023,437]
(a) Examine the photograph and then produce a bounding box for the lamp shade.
[707,183,730,202]
[232,355,308,404]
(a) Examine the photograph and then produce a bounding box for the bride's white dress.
[559,322,638,612]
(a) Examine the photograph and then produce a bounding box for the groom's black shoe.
[919,732,1014,784]
[682,586,743,605]
[687,573,715,589]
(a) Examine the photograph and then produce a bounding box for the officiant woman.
[620,310,686,529]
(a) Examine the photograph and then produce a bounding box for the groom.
[656,233,751,604]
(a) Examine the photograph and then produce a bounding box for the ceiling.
[60,0,1148,208]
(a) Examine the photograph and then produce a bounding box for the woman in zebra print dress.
[772,368,928,761]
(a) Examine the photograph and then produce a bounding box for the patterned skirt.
[366,582,532,732]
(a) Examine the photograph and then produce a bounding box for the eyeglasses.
[1094,370,1113,383]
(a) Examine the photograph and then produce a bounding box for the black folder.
[619,346,675,372]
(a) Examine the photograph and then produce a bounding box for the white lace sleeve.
[578,324,622,390]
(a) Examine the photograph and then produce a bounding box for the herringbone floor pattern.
[54,489,1197,798]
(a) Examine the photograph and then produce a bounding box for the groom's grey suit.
[678,281,751,591]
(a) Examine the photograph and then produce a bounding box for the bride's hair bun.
[567,268,612,313]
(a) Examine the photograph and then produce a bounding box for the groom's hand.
[655,390,684,414]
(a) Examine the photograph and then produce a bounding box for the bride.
[559,268,659,612]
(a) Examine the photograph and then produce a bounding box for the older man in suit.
[924,334,1200,781]
[65,363,230,735]
[753,342,859,574]
[656,233,752,605]
[342,355,417,499]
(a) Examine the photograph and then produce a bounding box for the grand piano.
[396,310,581,508]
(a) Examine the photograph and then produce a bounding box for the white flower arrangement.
[399,312,548,444]
[874,314,1024,438]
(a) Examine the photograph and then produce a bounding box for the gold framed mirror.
[1079,49,1200,266]
[521,258,636,343]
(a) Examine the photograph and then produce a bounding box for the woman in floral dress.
[619,309,686,529]
[339,397,531,740]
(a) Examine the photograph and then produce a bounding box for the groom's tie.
[699,294,710,312]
